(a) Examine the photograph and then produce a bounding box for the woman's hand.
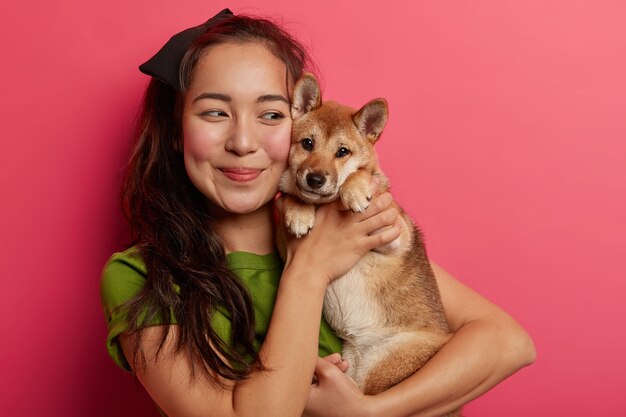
[278,179,401,285]
[303,356,373,417]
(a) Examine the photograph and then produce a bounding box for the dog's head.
[280,73,388,204]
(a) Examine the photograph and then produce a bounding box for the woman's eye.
[260,112,285,121]
[200,110,228,118]
[301,138,314,151]
[336,147,351,158]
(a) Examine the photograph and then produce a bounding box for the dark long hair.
[120,14,311,386]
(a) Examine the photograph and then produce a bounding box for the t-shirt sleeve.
[100,249,154,372]
[100,249,232,373]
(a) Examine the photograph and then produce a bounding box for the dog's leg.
[360,333,461,415]
[283,194,317,238]
[361,332,449,395]
[340,170,373,212]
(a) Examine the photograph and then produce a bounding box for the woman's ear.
[291,73,322,119]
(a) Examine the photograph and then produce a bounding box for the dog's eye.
[336,147,351,158]
[301,138,314,151]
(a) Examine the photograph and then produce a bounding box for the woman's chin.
[217,195,272,215]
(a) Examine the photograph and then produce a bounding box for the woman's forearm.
[232,265,327,417]
[367,317,536,417]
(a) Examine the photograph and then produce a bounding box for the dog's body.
[278,74,459,415]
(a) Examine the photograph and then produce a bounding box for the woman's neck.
[212,203,276,255]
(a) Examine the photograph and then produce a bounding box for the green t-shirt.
[100,247,342,372]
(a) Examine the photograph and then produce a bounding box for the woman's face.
[182,42,292,215]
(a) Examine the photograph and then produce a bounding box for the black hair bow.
[139,8,234,91]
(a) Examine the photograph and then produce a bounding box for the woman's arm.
[304,261,536,417]
[119,192,401,417]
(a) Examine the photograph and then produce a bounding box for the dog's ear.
[352,99,388,143]
[291,73,322,119]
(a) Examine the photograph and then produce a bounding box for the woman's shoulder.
[103,246,145,272]
[100,246,147,311]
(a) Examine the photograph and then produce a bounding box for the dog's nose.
[306,173,326,189]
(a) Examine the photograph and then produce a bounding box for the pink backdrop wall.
[1,1,624,416]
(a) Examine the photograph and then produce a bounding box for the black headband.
[139,8,234,91]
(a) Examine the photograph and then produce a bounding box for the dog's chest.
[322,252,386,339]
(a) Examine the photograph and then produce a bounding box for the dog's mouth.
[295,185,338,203]
[299,188,335,199]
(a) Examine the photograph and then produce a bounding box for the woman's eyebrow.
[257,94,289,104]
[193,92,231,103]
[192,93,288,104]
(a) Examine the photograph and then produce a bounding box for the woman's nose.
[225,118,258,155]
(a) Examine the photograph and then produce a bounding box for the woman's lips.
[220,168,263,182]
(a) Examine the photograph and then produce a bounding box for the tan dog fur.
[278,74,460,416]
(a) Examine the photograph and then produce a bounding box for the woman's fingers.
[364,205,399,231]
[355,192,394,220]
[356,193,399,232]
[355,191,402,250]
[322,353,342,364]
[363,218,402,249]
[325,190,401,249]
[315,356,343,380]
[321,353,350,373]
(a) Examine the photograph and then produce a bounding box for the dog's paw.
[340,186,371,213]
[285,205,316,238]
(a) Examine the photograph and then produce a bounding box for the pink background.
[1,1,624,416]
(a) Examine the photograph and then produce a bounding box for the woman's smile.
[219,167,264,182]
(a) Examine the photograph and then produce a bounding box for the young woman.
[101,9,535,417]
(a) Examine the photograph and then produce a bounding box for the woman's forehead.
[188,42,289,97]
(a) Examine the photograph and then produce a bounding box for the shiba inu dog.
[279,74,459,415]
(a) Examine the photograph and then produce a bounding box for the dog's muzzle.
[296,171,338,202]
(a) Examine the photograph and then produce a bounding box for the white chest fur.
[323,252,385,339]
[323,252,397,384]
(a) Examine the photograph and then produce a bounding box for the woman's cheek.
[182,122,220,161]
[265,124,292,163]
[182,122,205,159]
